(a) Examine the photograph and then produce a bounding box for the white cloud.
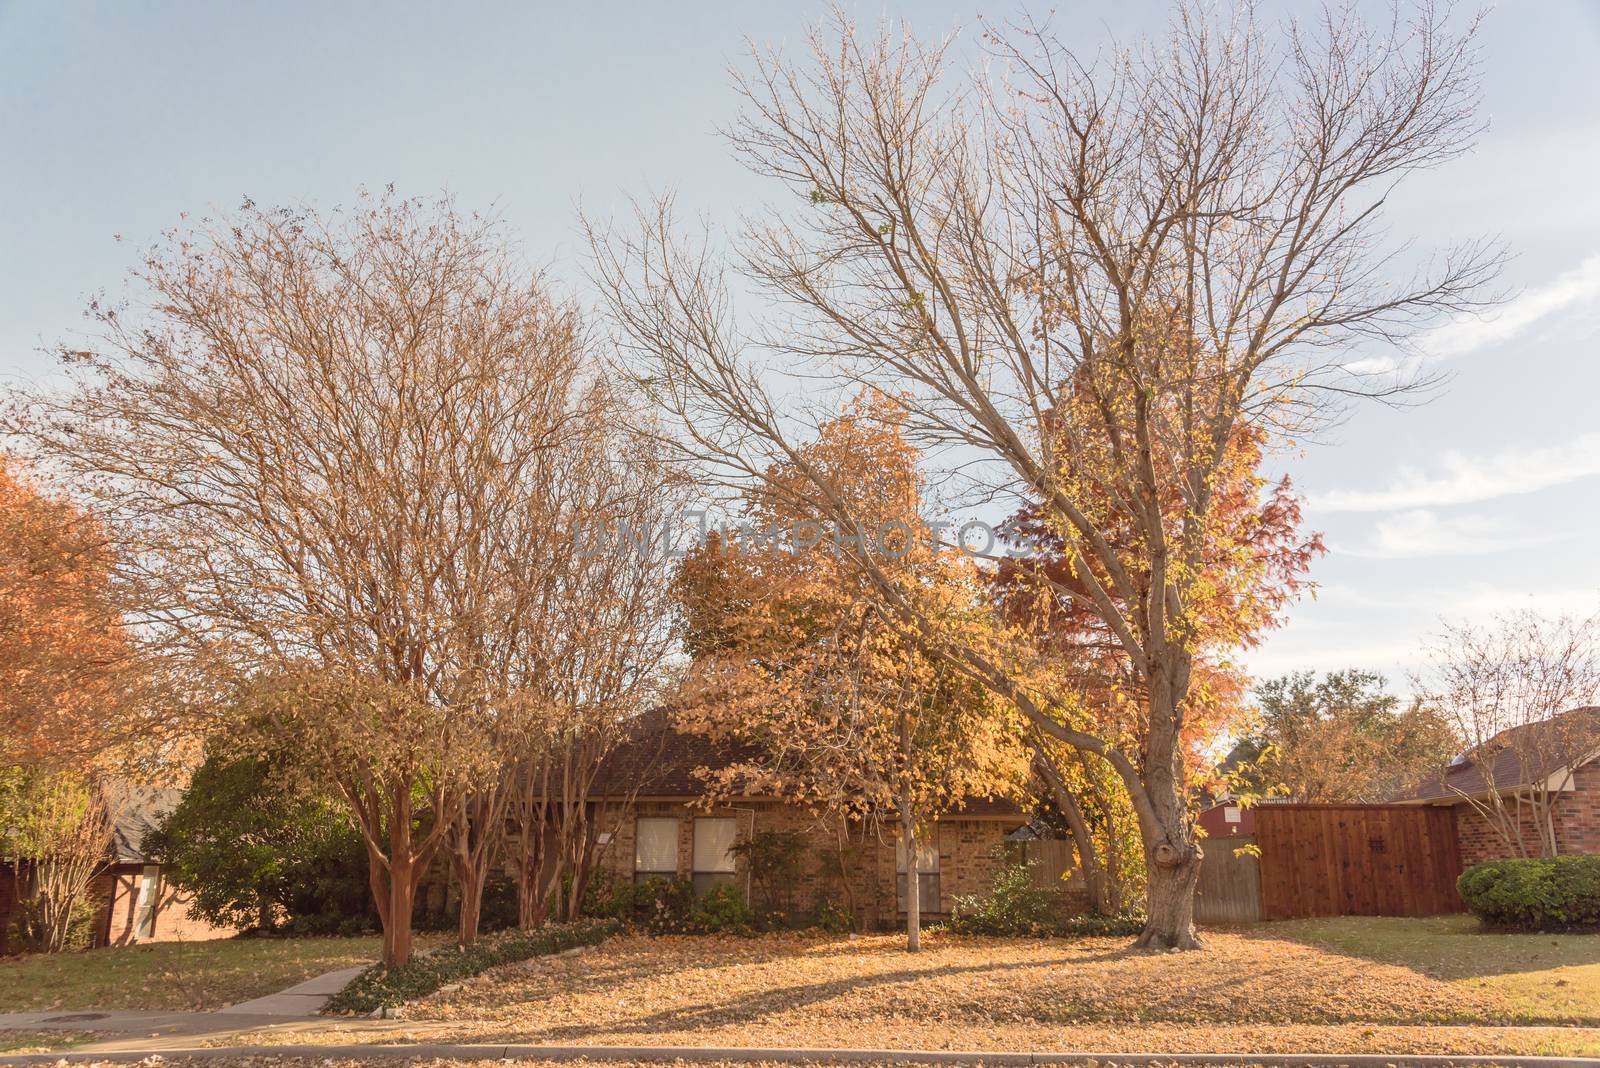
[1420,253,1600,360]
[1338,509,1567,560]
[1313,432,1600,512]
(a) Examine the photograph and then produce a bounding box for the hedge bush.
[946,860,1061,935]
[943,858,1146,938]
[1457,854,1600,931]
[323,918,618,1014]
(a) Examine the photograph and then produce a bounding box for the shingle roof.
[1402,706,1600,803]
[104,782,182,864]
[588,708,763,797]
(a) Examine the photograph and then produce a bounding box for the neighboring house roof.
[1401,706,1600,804]
[104,782,182,864]
[588,707,1024,817]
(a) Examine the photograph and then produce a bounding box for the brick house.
[0,784,230,955]
[572,711,1030,928]
[1397,706,1600,865]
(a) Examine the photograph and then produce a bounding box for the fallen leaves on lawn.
[406,929,1520,1034]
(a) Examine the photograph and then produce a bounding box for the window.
[634,817,679,881]
[895,835,940,914]
[692,817,737,896]
[135,865,160,940]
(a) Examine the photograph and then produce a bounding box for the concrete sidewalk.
[0,1043,1597,1067]
[217,965,368,1016]
[0,962,375,1052]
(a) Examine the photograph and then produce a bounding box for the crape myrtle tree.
[1420,610,1600,858]
[439,390,682,947]
[10,192,632,968]
[0,767,117,953]
[673,396,1028,950]
[591,3,1499,948]
[500,423,684,933]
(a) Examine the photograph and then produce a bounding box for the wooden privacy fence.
[1252,803,1464,920]
[1193,834,1262,923]
[1020,802,1464,924]
[1188,803,1464,923]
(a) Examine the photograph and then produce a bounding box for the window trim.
[633,816,680,881]
[895,833,941,914]
[691,816,738,897]
[135,865,160,941]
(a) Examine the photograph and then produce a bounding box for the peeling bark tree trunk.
[448,783,512,948]
[383,856,416,969]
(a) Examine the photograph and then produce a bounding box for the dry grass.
[1271,914,1600,1022]
[0,1029,93,1054]
[191,928,1598,1056]
[1,1061,1351,1068]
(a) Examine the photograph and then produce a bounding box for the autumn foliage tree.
[0,455,144,770]
[1231,670,1459,804]
[674,398,1027,950]
[9,193,638,967]
[594,5,1497,948]
[992,421,1322,912]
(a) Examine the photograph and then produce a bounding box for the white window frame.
[691,817,738,896]
[633,817,680,881]
[135,865,160,940]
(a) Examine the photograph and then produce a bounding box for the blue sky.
[2,1,1598,692]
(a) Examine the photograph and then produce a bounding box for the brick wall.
[589,798,1022,930]
[1454,762,1600,865]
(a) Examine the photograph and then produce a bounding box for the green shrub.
[1055,910,1145,937]
[942,857,1145,938]
[581,867,638,921]
[689,881,755,934]
[324,918,618,1014]
[730,830,807,919]
[946,860,1061,936]
[145,752,373,933]
[1457,855,1600,931]
[632,874,695,934]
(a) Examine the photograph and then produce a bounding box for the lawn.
[1271,914,1600,1023]
[226,926,1600,1057]
[0,1030,93,1054]
[0,934,383,1012]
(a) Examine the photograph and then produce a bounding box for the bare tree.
[591,4,1499,948]
[10,192,611,968]
[1421,610,1600,858]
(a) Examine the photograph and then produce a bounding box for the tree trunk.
[901,807,920,953]
[383,856,415,968]
[1034,750,1109,915]
[1125,661,1203,951]
[456,862,486,948]
[1137,846,1202,950]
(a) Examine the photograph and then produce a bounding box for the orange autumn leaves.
[0,455,135,770]
[672,395,1027,825]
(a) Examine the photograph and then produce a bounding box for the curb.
[1,1045,1597,1067]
